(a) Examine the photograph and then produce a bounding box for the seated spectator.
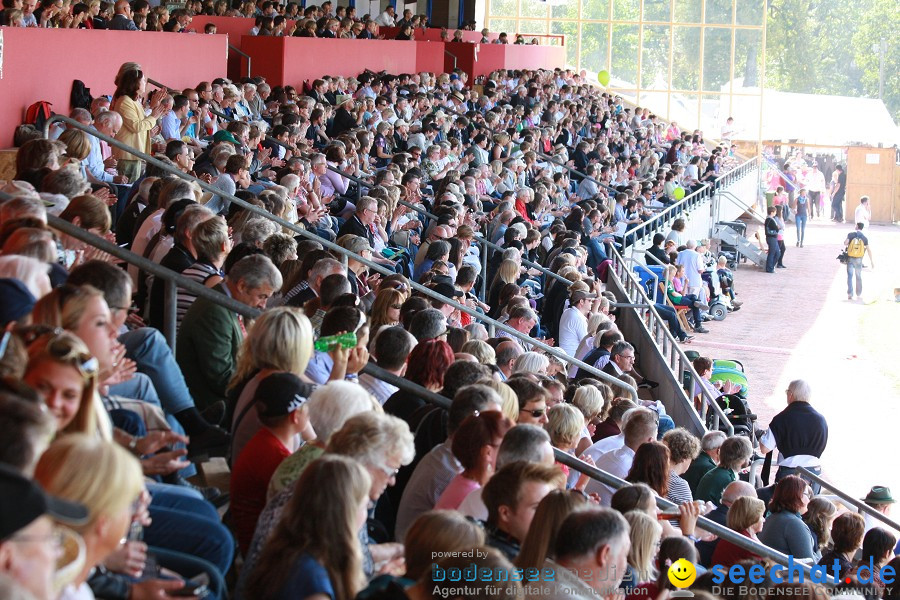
[803,496,837,553]
[435,411,513,510]
[856,528,897,591]
[682,430,725,493]
[243,455,371,599]
[661,428,701,505]
[230,372,315,555]
[695,435,753,504]
[359,325,416,405]
[177,254,282,411]
[383,339,454,424]
[585,407,658,501]
[818,512,865,581]
[758,475,820,561]
[514,488,591,572]
[710,496,766,567]
[481,460,566,561]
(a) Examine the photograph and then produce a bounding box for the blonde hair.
[229,307,313,391]
[572,385,605,421]
[546,403,583,450]
[35,434,143,531]
[625,510,662,583]
[31,284,105,333]
[727,496,766,533]
[58,129,92,162]
[480,380,519,423]
[405,511,486,580]
[460,340,496,365]
[25,332,99,438]
[493,259,520,287]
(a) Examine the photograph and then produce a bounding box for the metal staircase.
[714,222,767,268]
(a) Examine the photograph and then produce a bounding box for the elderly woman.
[695,435,753,504]
[759,475,819,560]
[711,496,766,567]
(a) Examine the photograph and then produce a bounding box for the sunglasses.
[520,408,546,418]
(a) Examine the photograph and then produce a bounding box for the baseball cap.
[0,279,37,326]
[254,372,314,418]
[213,130,241,145]
[570,290,597,304]
[0,465,89,540]
[430,275,463,299]
[344,235,373,256]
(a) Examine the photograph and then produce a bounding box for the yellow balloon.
[673,186,686,200]
[597,70,610,86]
[667,558,697,588]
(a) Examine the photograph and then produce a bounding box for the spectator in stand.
[858,528,897,592]
[758,475,819,561]
[695,435,752,504]
[176,254,282,410]
[360,326,416,405]
[662,428,701,505]
[111,67,168,180]
[482,460,566,561]
[860,486,896,533]
[710,496,765,568]
[758,379,827,493]
[682,430,725,494]
[107,0,136,29]
[585,407,658,502]
[817,512,865,581]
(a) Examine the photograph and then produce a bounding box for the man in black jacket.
[763,205,780,273]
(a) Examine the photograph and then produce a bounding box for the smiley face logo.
[667,558,696,588]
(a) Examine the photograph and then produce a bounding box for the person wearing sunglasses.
[505,376,550,426]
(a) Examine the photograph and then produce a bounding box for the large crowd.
[0,42,894,600]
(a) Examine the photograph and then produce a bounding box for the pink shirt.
[434,473,481,511]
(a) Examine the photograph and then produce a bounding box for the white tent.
[729,88,900,147]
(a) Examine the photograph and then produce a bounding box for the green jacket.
[176,283,243,411]
[695,466,737,504]
[682,451,716,494]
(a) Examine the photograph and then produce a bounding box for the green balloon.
[597,70,610,86]
[673,186,686,200]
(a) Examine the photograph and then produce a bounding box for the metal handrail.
[798,468,900,532]
[622,184,712,248]
[368,342,804,573]
[444,49,457,70]
[43,114,638,400]
[228,43,252,78]
[607,244,733,436]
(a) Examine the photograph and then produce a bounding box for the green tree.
[851,0,900,120]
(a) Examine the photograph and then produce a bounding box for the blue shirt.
[85,127,113,183]
[274,553,334,600]
[305,351,334,385]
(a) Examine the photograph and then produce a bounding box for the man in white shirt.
[854,196,871,230]
[558,290,595,356]
[359,326,414,405]
[676,239,706,299]
[374,5,395,26]
[585,407,658,502]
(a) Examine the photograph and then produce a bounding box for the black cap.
[0,279,36,326]
[430,275,463,299]
[254,372,314,418]
[0,465,89,540]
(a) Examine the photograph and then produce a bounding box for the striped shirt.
[175,262,221,330]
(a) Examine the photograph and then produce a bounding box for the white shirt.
[585,445,635,503]
[359,373,398,405]
[558,307,588,356]
[854,204,870,229]
[374,10,395,25]
[583,433,625,464]
[457,487,488,521]
[676,248,704,288]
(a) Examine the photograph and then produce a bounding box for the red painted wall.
[0,28,228,148]
[503,44,567,73]
[444,41,566,80]
[380,27,498,43]
[239,36,428,87]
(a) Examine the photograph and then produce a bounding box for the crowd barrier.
[0,27,228,148]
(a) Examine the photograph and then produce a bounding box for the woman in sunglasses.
[369,287,405,335]
[23,330,101,438]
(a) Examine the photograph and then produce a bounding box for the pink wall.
[380,27,499,43]
[240,36,428,87]
[0,28,228,148]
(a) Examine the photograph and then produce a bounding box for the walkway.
[686,216,900,498]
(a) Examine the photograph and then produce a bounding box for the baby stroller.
[709,359,748,398]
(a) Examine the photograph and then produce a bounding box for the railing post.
[163,279,178,352]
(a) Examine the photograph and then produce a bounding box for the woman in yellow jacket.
[111,67,168,180]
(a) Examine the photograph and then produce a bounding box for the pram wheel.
[709,302,728,321]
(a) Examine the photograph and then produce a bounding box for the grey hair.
[513,352,549,375]
[211,143,236,169]
[409,308,447,341]
[95,110,123,129]
[175,204,215,246]
[240,217,279,247]
[306,380,378,442]
[685,239,697,249]
[0,195,47,223]
[700,430,727,452]
[227,254,282,291]
[327,411,415,469]
[356,195,378,213]
[0,255,51,299]
[609,341,634,359]
[41,166,90,199]
[501,247,521,262]
[464,323,489,341]
[497,424,551,468]
[787,379,812,403]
